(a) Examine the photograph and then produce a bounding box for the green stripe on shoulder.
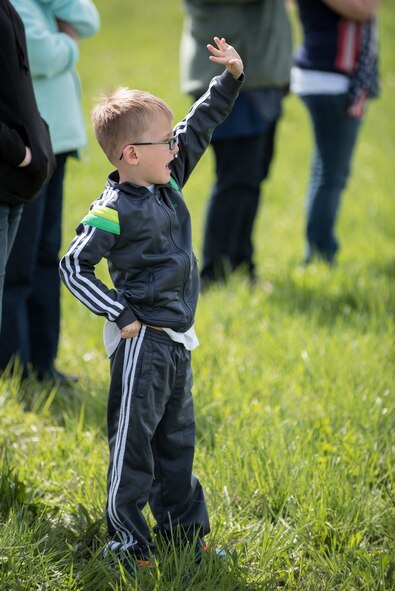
[82,206,120,235]
[90,205,119,223]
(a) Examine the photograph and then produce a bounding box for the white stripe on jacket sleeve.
[60,224,124,321]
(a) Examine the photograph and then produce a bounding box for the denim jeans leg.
[302,93,362,262]
[0,154,68,375]
[28,153,68,372]
[0,193,45,375]
[0,204,23,335]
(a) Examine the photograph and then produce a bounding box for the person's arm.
[322,0,380,21]
[11,0,79,78]
[36,0,100,38]
[59,211,138,330]
[0,122,29,166]
[171,37,244,188]
[56,18,80,43]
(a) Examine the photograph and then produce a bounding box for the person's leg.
[0,194,45,376]
[0,204,23,335]
[201,130,276,284]
[201,137,243,283]
[106,327,171,559]
[106,327,209,561]
[301,94,362,263]
[230,122,277,278]
[149,340,209,545]
[28,153,68,376]
[0,206,8,331]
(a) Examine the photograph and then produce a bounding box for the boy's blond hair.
[91,87,174,164]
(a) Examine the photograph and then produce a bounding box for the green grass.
[1,1,394,589]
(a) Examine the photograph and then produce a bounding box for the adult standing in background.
[291,0,380,265]
[0,0,100,384]
[180,0,292,287]
[0,0,54,334]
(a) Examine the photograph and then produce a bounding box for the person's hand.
[57,18,79,43]
[322,0,380,21]
[207,36,244,79]
[18,146,32,167]
[120,319,142,339]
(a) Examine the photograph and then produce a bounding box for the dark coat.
[0,0,54,204]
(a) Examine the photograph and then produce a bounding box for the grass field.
[0,1,394,589]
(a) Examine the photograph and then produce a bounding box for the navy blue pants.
[106,326,209,558]
[201,125,277,283]
[0,153,68,377]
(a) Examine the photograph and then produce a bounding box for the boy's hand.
[207,36,244,80]
[120,319,141,339]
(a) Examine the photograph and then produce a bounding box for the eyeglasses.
[119,135,178,160]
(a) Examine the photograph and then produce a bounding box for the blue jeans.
[0,153,69,377]
[301,93,362,263]
[0,204,23,334]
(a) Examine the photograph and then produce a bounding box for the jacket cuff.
[115,306,137,329]
[221,69,245,87]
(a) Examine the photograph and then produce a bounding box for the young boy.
[60,37,244,570]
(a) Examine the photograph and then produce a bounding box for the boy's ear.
[123,145,139,165]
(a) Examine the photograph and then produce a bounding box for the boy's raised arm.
[207,36,244,80]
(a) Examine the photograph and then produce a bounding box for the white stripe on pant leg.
[108,336,139,545]
[107,337,137,545]
[107,327,146,547]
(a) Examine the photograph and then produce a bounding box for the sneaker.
[104,541,155,576]
[195,540,228,563]
[125,557,155,576]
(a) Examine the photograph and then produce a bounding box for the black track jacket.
[60,70,243,332]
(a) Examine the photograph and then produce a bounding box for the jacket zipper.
[154,195,193,323]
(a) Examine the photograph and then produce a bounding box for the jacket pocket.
[134,342,153,400]
[146,270,155,305]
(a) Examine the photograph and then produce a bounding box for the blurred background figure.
[0,0,100,385]
[180,0,292,288]
[0,0,54,335]
[291,0,380,265]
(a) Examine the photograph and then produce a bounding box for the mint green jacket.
[11,0,100,155]
[181,0,292,94]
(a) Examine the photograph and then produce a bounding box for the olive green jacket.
[180,0,292,94]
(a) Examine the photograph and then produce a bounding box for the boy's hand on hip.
[207,37,244,79]
[120,320,141,339]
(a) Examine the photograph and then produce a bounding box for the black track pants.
[106,325,210,556]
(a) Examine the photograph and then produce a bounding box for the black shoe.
[35,367,79,387]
